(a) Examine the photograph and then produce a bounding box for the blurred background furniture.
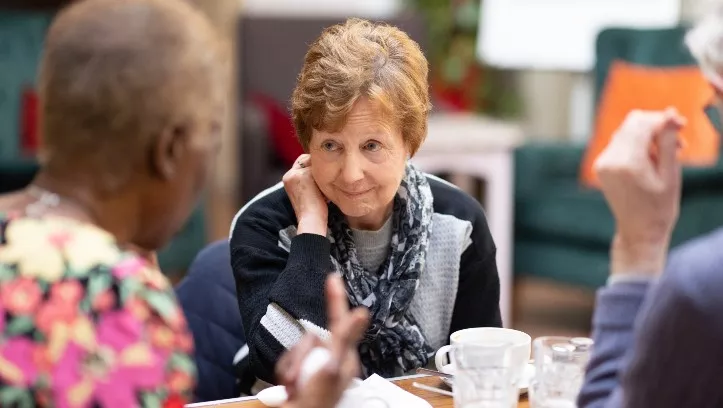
[412,114,524,326]
[514,26,723,290]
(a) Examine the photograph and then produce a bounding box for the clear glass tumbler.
[528,336,594,408]
[452,342,520,408]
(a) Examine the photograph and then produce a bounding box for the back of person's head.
[38,0,230,250]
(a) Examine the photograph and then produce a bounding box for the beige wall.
[515,71,578,141]
[187,0,241,241]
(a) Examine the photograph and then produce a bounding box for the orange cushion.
[580,61,719,187]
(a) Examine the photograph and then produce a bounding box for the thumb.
[655,110,685,185]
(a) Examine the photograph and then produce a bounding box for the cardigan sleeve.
[448,206,502,333]
[578,239,723,408]
[230,202,334,384]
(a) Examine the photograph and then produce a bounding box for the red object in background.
[20,87,40,156]
[431,64,484,112]
[250,93,304,167]
[162,394,186,408]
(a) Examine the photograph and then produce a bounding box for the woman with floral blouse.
[0,1,367,407]
[0,0,228,405]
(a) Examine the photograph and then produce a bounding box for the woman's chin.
[335,203,373,219]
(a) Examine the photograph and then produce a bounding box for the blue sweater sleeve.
[577,282,649,408]
[578,244,723,408]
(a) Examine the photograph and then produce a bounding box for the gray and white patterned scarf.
[328,163,434,377]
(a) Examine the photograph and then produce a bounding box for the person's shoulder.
[0,214,172,286]
[0,215,196,403]
[669,228,723,280]
[665,227,723,317]
[426,173,487,225]
[229,182,295,238]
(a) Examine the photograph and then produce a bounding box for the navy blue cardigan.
[176,240,248,402]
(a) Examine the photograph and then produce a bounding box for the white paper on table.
[253,374,433,408]
[336,374,433,408]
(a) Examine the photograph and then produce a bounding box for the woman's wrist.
[610,234,669,277]
[297,215,328,236]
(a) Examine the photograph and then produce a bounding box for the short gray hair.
[686,1,723,87]
[39,0,228,189]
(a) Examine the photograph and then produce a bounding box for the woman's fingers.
[325,274,369,364]
[277,334,321,397]
[294,154,311,169]
[325,274,349,329]
[339,348,362,383]
[328,308,369,367]
[279,276,369,408]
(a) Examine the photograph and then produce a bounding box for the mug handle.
[434,345,452,371]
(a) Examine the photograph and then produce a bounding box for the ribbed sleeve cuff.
[287,233,333,273]
[269,233,333,327]
[593,282,651,329]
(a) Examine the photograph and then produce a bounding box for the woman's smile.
[337,187,374,199]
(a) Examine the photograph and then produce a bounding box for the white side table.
[412,114,524,327]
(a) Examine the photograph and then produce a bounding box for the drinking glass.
[452,342,520,408]
[529,336,594,408]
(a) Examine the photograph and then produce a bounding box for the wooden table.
[189,375,530,408]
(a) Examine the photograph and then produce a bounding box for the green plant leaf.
[0,264,16,282]
[170,353,197,375]
[88,273,111,299]
[119,277,142,303]
[34,330,46,343]
[6,316,34,335]
[142,290,176,319]
[0,386,33,408]
[142,392,162,408]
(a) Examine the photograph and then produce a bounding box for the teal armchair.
[514,26,723,289]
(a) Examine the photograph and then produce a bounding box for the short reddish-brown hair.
[291,18,431,155]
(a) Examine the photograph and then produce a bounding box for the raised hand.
[594,107,686,276]
[277,274,369,408]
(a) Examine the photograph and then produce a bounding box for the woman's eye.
[322,141,338,151]
[364,141,381,152]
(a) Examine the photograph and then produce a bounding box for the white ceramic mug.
[435,327,531,376]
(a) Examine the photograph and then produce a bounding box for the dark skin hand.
[277,274,370,408]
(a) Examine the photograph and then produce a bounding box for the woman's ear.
[150,123,189,180]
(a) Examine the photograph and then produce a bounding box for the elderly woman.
[230,18,502,383]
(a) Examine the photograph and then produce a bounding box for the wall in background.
[188,0,241,241]
[515,0,703,143]
[242,0,402,18]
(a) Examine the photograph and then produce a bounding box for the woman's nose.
[340,154,365,185]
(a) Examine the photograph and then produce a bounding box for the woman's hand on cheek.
[283,154,329,236]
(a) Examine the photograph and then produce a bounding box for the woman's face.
[309,97,409,230]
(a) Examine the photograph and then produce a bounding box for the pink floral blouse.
[0,214,196,407]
